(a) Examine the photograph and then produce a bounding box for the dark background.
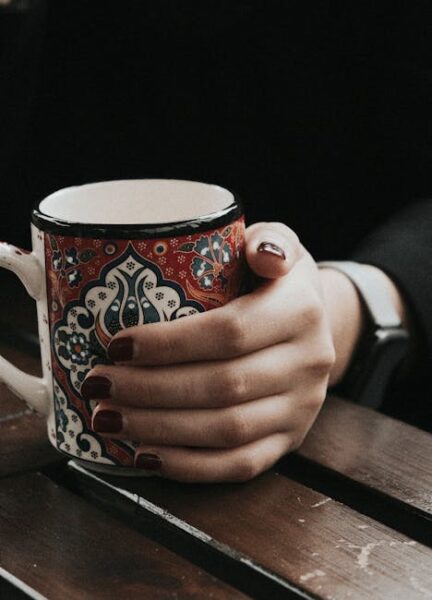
[2,1,432,254]
[1,1,432,430]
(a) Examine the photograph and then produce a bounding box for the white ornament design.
[53,376,114,464]
[53,246,204,396]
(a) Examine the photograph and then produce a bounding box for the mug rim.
[31,179,244,239]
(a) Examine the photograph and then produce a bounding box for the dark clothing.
[1,2,431,429]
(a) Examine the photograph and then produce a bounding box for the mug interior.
[37,180,235,225]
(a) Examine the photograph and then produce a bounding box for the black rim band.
[32,198,243,239]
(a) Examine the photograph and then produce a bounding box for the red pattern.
[45,217,245,467]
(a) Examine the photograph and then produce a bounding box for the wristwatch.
[318,261,410,409]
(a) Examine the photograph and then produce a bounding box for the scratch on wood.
[300,569,326,583]
[300,569,325,583]
[344,541,386,573]
[357,542,382,570]
[310,497,331,508]
[345,539,418,573]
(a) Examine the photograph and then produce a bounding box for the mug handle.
[0,242,50,415]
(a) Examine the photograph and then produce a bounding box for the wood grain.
[0,472,247,600]
[298,396,432,514]
[66,462,432,600]
[0,344,61,477]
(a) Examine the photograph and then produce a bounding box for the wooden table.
[1,338,432,599]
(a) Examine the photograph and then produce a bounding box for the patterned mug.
[0,179,245,475]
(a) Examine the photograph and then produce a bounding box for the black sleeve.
[348,199,432,431]
[352,199,432,359]
[341,6,432,429]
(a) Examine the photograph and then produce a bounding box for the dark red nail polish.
[92,410,123,434]
[135,453,162,471]
[81,375,112,400]
[257,241,286,260]
[108,337,134,362]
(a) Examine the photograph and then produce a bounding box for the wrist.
[319,264,409,387]
[319,268,365,386]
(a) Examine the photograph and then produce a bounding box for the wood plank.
[0,344,62,477]
[299,396,432,513]
[0,472,247,600]
[64,461,432,600]
[280,396,432,542]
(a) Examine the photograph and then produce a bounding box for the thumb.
[245,222,303,279]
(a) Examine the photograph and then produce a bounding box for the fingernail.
[81,375,112,400]
[108,337,134,362]
[257,241,286,260]
[92,409,123,434]
[135,453,162,471]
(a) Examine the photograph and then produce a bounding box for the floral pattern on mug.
[45,217,245,466]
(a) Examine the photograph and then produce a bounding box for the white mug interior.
[38,179,235,225]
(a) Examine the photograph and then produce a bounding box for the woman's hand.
[82,222,337,482]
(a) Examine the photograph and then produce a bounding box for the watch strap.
[318,260,409,409]
[318,261,402,329]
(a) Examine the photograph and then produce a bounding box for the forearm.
[319,265,409,386]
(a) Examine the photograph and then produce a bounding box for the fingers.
[83,340,323,409]
[245,222,304,279]
[82,220,332,483]
[106,258,319,367]
[132,433,293,483]
[91,394,300,447]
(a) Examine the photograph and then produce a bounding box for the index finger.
[107,257,320,366]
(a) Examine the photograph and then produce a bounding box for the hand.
[82,222,336,482]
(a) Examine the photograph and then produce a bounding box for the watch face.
[338,327,409,409]
[375,328,410,367]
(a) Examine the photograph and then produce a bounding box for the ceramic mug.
[0,179,245,475]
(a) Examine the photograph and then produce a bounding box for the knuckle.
[325,337,337,364]
[232,455,260,482]
[308,341,336,378]
[301,295,324,329]
[322,344,336,371]
[301,378,329,413]
[220,408,250,447]
[220,311,248,355]
[306,388,327,411]
[221,367,248,403]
